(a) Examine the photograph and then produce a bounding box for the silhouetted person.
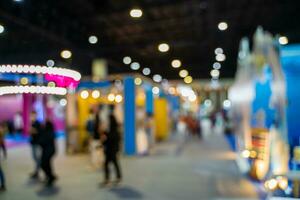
[101,105,122,185]
[29,111,42,179]
[40,119,57,187]
[0,123,7,191]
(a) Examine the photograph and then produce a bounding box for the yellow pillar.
[154,98,169,141]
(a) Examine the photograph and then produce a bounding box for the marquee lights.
[0,64,81,81]
[0,86,67,96]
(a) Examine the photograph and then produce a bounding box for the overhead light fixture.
[184,76,193,84]
[115,94,123,103]
[80,90,89,99]
[46,60,55,67]
[218,22,228,31]
[152,87,160,95]
[214,47,223,55]
[188,94,197,102]
[60,50,72,59]
[130,9,143,18]
[158,43,170,52]
[215,53,226,62]
[210,69,220,78]
[142,68,151,75]
[153,74,162,83]
[171,59,181,68]
[0,25,4,34]
[179,69,188,78]
[213,62,221,70]
[130,62,140,70]
[223,99,231,109]
[279,36,288,45]
[88,35,98,44]
[134,77,142,85]
[91,90,100,99]
[108,93,115,102]
[123,56,132,65]
[59,98,67,107]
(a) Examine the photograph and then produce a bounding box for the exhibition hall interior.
[0,0,300,199]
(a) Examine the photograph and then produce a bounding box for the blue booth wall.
[281,45,300,151]
[251,66,275,129]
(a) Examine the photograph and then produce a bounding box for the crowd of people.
[0,104,123,193]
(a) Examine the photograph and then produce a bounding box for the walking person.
[40,119,57,187]
[0,122,7,191]
[101,105,122,186]
[29,111,42,179]
[86,109,102,169]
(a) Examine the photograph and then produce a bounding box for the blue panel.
[124,77,136,155]
[77,80,111,90]
[281,44,300,149]
[251,66,275,129]
[145,88,153,114]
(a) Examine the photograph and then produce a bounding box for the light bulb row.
[0,86,67,96]
[0,64,81,81]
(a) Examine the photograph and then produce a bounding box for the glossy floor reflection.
[0,134,258,200]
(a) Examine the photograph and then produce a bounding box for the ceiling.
[0,0,299,80]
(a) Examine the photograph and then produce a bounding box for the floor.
[0,134,259,200]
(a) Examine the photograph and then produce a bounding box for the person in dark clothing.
[0,123,7,191]
[40,119,57,187]
[29,111,42,179]
[102,105,122,185]
[87,109,102,168]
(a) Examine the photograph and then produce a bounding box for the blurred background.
[0,0,300,199]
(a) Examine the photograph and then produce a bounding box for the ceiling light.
[46,60,55,67]
[134,77,142,85]
[60,50,72,59]
[130,9,143,18]
[152,87,160,95]
[210,69,220,78]
[59,98,67,107]
[213,62,221,70]
[184,76,193,84]
[142,68,151,75]
[123,56,132,65]
[218,22,228,31]
[279,36,288,45]
[130,62,140,70]
[179,69,188,78]
[115,94,123,103]
[214,47,223,55]
[108,93,115,102]
[188,94,197,102]
[0,25,4,34]
[88,35,98,44]
[216,53,226,62]
[153,74,162,83]
[223,99,231,109]
[80,90,89,99]
[20,77,29,85]
[158,43,170,52]
[92,90,100,99]
[171,59,181,68]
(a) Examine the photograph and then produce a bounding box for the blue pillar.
[145,86,153,114]
[124,77,136,155]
